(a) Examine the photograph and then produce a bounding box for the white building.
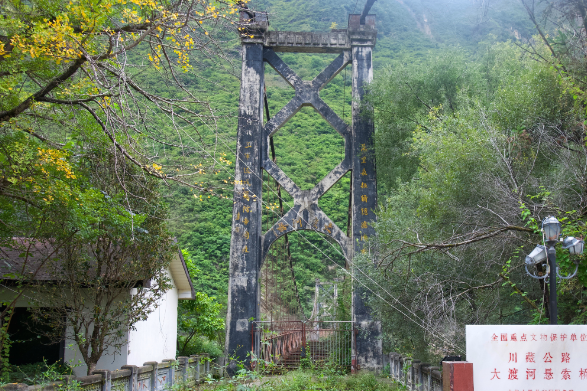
[0,243,194,376]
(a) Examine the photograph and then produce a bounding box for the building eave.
[170,247,195,300]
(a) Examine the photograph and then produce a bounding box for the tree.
[1,0,243,190]
[518,0,587,85]
[0,129,95,377]
[367,41,587,360]
[0,0,249,375]
[367,49,480,193]
[4,134,175,374]
[176,249,224,356]
[0,103,177,375]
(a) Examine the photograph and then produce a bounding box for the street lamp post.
[524,216,584,325]
[547,246,557,325]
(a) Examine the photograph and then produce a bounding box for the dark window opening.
[7,307,63,365]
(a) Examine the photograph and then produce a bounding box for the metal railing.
[251,321,353,371]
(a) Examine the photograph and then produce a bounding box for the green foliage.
[254,0,535,64]
[412,107,496,221]
[166,0,549,330]
[1,0,567,370]
[198,369,402,390]
[4,361,72,385]
[172,196,233,305]
[2,358,85,391]
[1,111,175,374]
[178,291,225,342]
[0,308,12,382]
[369,26,587,359]
[368,49,473,190]
[177,250,225,356]
[179,337,224,359]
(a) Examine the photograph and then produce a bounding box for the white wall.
[2,268,180,377]
[64,332,129,377]
[126,270,178,366]
[63,269,179,376]
[63,289,131,376]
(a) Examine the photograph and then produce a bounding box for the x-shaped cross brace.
[261,48,353,261]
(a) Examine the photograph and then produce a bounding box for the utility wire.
[179,65,467,351]
[159,59,464,352]
[264,91,306,320]
[352,0,360,14]
[209,133,441,328]
[185,126,466,353]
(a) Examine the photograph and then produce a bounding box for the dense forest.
[167,0,545,359]
[169,0,536,305]
[2,0,587,374]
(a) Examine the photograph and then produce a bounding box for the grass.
[7,362,405,391]
[6,361,73,385]
[196,369,405,391]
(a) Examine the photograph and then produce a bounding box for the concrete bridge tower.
[225,10,381,371]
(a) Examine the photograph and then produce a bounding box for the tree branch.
[0,59,86,123]
[379,225,535,269]
[519,0,569,74]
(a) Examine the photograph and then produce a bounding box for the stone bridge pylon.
[225,10,382,371]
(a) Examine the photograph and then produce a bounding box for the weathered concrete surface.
[262,14,377,54]
[260,48,353,261]
[348,14,378,46]
[350,15,382,371]
[225,41,264,372]
[261,197,352,264]
[265,30,350,53]
[227,12,380,371]
[260,47,354,261]
[263,48,351,138]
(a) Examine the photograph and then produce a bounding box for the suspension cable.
[209,122,450,325]
[174,87,466,353]
[265,89,306,320]
[199,132,466,352]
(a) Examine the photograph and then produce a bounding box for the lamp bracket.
[524,264,549,280]
[556,263,579,280]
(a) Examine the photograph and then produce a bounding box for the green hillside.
[7,0,584,374]
[168,0,538,317]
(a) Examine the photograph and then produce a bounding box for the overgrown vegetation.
[0,0,243,376]
[177,250,225,358]
[363,0,587,363]
[167,0,554,365]
[169,0,538,323]
[198,369,403,390]
[5,361,73,385]
[4,0,587,381]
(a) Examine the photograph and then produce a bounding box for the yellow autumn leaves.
[38,148,77,180]
[0,0,244,95]
[0,138,80,206]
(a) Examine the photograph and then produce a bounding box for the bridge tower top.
[239,11,377,52]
